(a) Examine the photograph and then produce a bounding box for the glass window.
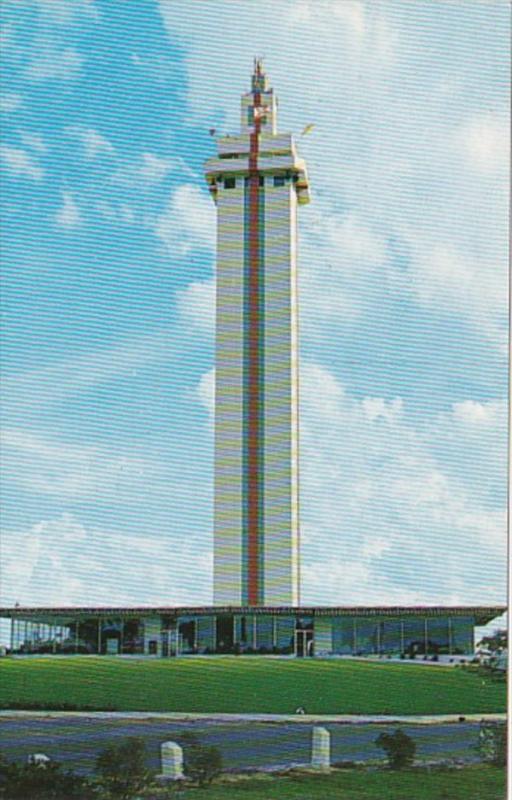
[224,177,236,189]
[274,175,286,187]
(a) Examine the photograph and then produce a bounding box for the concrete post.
[158,741,184,781]
[311,726,330,769]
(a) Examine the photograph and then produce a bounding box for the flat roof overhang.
[0,605,506,627]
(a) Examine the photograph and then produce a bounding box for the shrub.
[96,736,150,799]
[0,754,94,799]
[184,742,223,786]
[375,729,416,770]
[478,721,507,767]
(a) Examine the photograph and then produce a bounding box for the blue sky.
[0,1,508,636]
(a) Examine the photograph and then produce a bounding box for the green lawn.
[0,657,506,714]
[186,765,507,800]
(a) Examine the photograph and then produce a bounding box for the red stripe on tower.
[247,89,261,605]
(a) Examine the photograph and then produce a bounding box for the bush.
[183,742,223,786]
[96,737,150,799]
[478,721,507,767]
[375,729,416,770]
[0,754,94,799]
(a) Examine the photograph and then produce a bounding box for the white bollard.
[159,741,184,781]
[311,726,330,769]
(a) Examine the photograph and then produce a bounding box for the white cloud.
[34,0,99,24]
[457,113,509,174]
[0,144,43,180]
[0,513,210,609]
[299,203,390,330]
[66,125,115,159]
[452,399,502,426]
[26,46,84,81]
[0,92,23,113]
[175,277,216,334]
[155,183,215,256]
[299,362,506,606]
[1,324,182,414]
[139,152,171,183]
[196,367,215,422]
[362,396,403,422]
[287,0,366,39]
[55,190,82,229]
[20,131,47,153]
[158,1,507,350]
[407,241,507,350]
[1,427,156,503]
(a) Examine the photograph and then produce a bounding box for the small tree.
[0,755,94,799]
[477,629,507,654]
[375,729,416,770]
[183,742,223,786]
[96,737,150,799]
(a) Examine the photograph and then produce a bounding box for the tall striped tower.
[205,60,310,606]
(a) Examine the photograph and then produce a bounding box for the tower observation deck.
[205,60,310,606]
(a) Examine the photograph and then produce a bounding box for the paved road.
[0,717,482,774]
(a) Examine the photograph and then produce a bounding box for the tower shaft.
[205,62,310,606]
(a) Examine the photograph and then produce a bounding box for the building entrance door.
[294,629,314,657]
[161,629,182,657]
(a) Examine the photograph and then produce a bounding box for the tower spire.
[252,56,268,92]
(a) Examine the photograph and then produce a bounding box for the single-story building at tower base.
[1,605,504,658]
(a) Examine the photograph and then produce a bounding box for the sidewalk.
[0,710,506,724]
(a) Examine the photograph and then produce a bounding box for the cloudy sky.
[0,1,508,637]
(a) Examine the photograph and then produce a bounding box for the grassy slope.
[192,766,506,800]
[0,657,505,714]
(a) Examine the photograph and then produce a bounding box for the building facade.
[204,61,310,606]
[4,606,503,659]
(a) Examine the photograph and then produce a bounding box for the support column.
[424,619,429,657]
[97,618,102,655]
